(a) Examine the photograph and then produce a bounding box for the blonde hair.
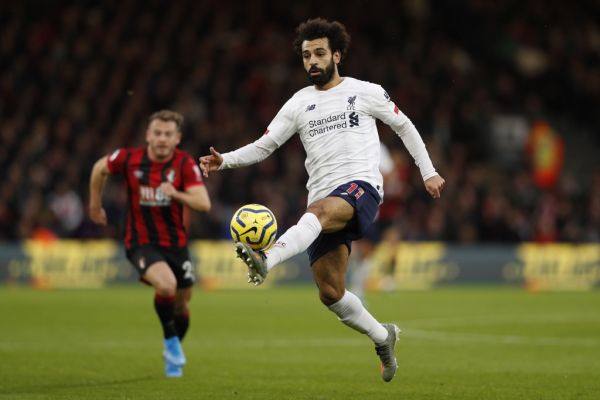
[148,110,184,131]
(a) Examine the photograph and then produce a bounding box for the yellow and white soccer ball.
[230,204,278,251]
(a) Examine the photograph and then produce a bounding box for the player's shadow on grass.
[0,375,155,396]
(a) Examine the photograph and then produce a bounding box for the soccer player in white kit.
[200,18,445,382]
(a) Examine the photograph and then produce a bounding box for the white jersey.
[220,77,437,205]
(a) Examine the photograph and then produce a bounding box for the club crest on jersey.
[347,95,357,110]
[134,170,143,179]
[166,168,176,183]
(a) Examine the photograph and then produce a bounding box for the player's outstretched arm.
[424,175,445,199]
[89,156,109,225]
[199,147,223,178]
[199,134,281,177]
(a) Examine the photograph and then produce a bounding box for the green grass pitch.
[0,285,599,399]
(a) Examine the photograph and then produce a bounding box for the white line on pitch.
[403,328,600,347]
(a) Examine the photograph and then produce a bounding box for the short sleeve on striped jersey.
[106,148,129,175]
[182,156,204,189]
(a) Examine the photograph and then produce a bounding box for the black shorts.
[126,245,195,289]
[307,180,381,265]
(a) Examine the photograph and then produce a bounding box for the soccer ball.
[230,204,278,251]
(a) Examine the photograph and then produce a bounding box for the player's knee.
[154,278,177,297]
[306,203,326,222]
[307,198,352,233]
[318,285,344,306]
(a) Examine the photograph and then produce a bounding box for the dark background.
[1,0,598,244]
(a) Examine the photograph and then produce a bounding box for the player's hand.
[199,147,223,177]
[424,175,445,199]
[89,205,107,225]
[159,182,177,197]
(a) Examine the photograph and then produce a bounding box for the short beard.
[150,145,173,161]
[307,58,335,87]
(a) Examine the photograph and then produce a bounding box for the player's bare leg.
[313,246,400,382]
[312,245,349,306]
[144,263,185,376]
[306,196,355,233]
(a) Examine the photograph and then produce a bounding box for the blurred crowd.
[1,0,598,243]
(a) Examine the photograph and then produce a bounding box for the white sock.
[328,290,388,344]
[264,212,321,270]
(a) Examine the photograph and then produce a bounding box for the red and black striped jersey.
[107,147,203,249]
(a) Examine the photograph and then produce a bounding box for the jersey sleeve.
[263,96,298,147]
[106,148,128,175]
[220,97,298,169]
[182,156,204,189]
[368,84,438,181]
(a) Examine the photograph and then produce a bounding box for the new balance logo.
[349,112,359,127]
[305,104,316,112]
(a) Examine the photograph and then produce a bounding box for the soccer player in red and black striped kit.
[89,110,211,377]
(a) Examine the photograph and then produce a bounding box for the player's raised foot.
[235,242,268,286]
[164,360,183,378]
[375,323,401,382]
[163,336,186,366]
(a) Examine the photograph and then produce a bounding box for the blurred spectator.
[526,121,564,189]
[48,180,84,237]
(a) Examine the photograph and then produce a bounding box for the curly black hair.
[293,18,351,62]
